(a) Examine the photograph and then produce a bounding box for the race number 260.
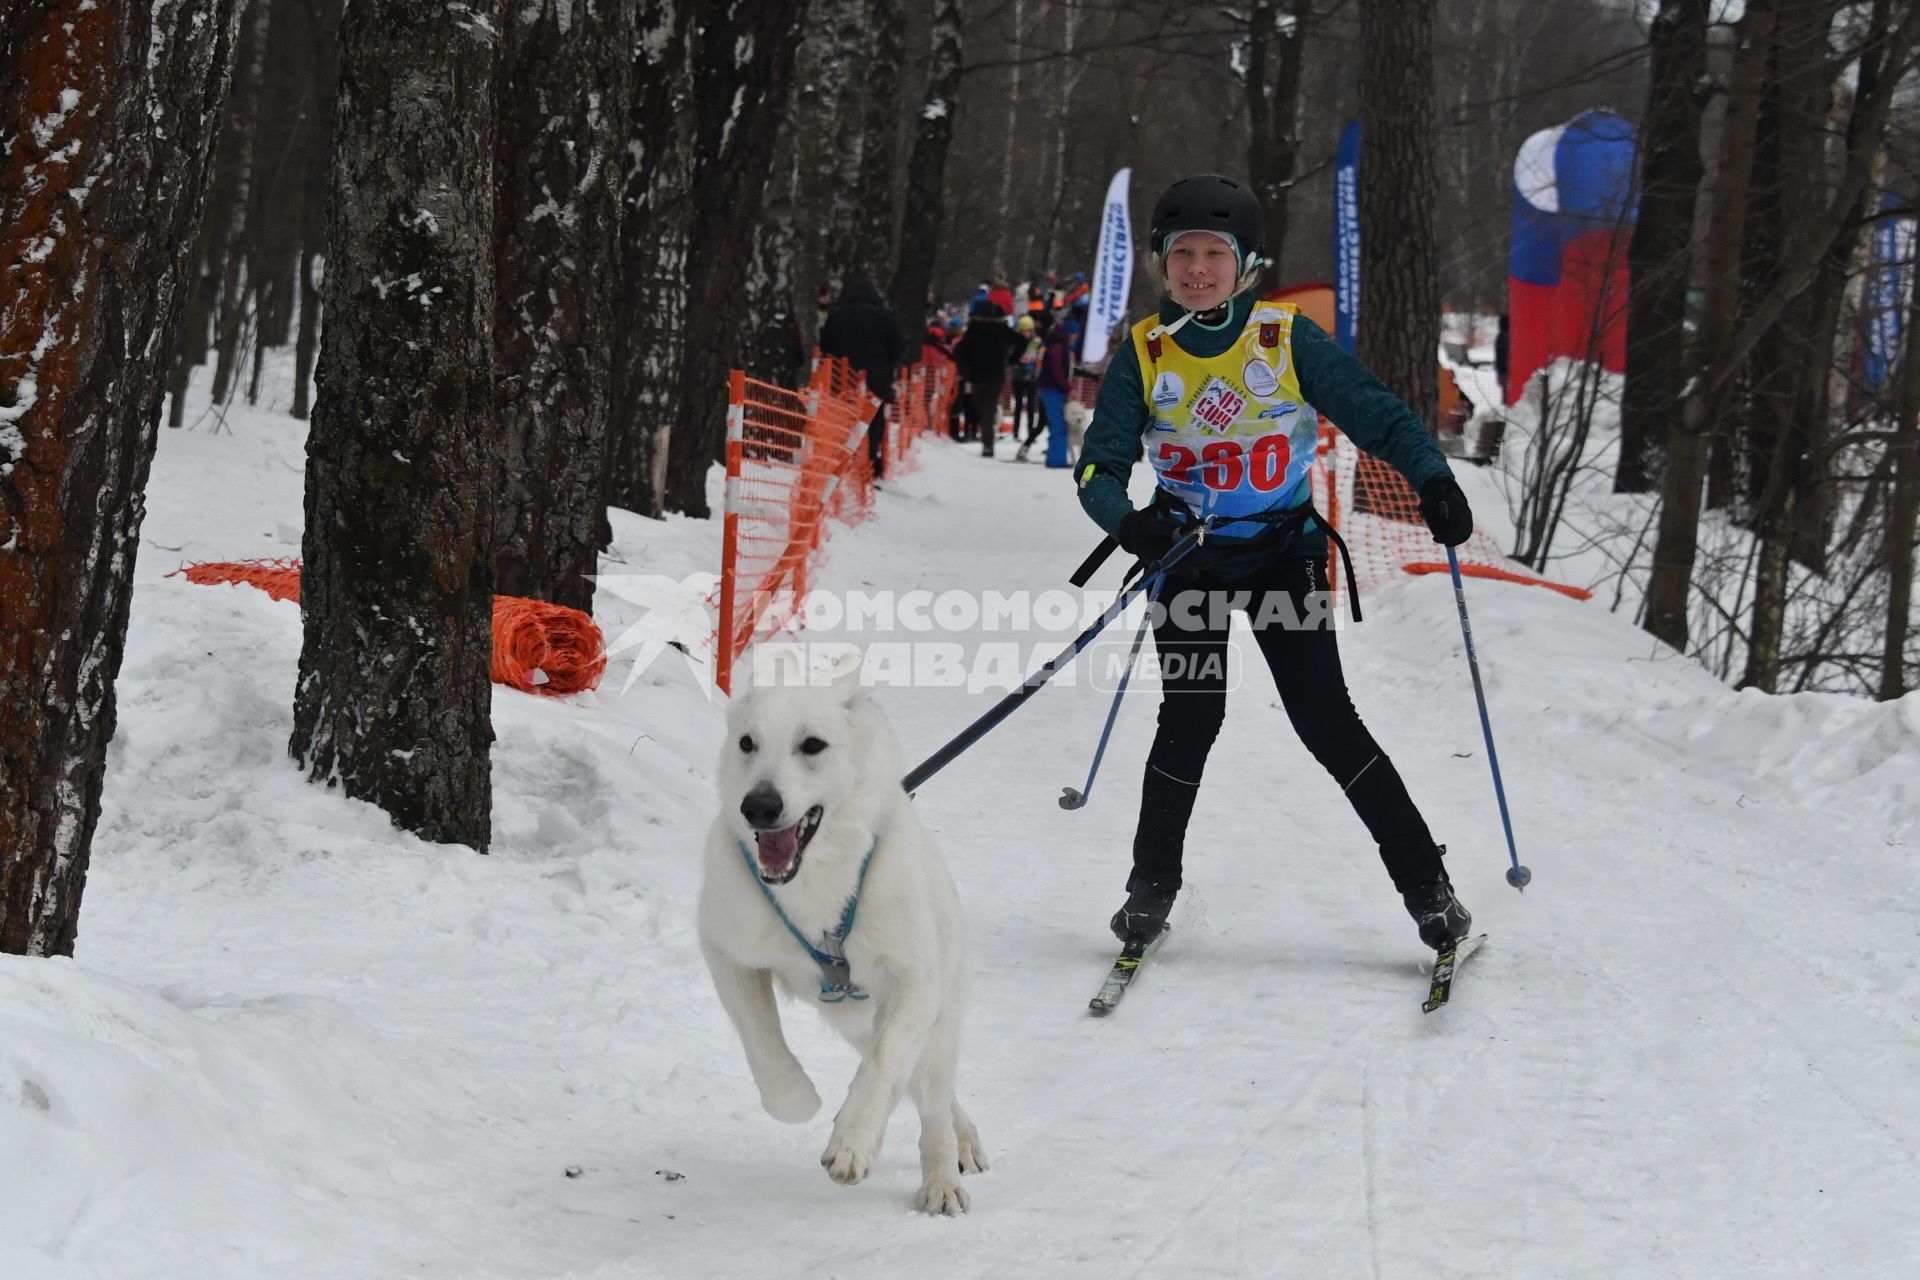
[1157,435,1292,492]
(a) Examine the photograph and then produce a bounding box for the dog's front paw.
[915,1175,970,1216]
[758,1072,820,1124]
[820,1112,882,1185]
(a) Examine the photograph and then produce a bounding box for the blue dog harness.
[738,839,879,1002]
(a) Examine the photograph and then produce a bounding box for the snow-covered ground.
[6,372,1919,1279]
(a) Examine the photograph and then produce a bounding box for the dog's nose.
[740,783,785,829]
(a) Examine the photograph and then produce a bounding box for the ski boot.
[1402,873,1472,951]
[1110,880,1177,946]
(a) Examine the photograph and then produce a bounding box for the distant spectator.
[819,277,905,481]
[952,299,1019,457]
[923,321,952,363]
[1010,315,1042,443]
[1027,295,1053,338]
[1017,317,1074,466]
[988,278,1015,317]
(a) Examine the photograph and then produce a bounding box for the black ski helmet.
[1148,174,1265,261]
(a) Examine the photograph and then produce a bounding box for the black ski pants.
[1129,554,1444,896]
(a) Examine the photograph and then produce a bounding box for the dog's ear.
[824,646,866,703]
[748,643,807,689]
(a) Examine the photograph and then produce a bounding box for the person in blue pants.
[1017,320,1075,468]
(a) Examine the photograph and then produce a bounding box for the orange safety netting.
[1313,424,1591,603]
[714,353,955,693]
[170,558,609,695]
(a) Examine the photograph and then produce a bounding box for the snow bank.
[0,957,449,1276]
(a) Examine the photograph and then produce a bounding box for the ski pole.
[1059,571,1163,810]
[1445,546,1531,890]
[902,529,1207,794]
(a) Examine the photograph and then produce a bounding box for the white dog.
[697,653,986,1214]
[1063,399,1092,466]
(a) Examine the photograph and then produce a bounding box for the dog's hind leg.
[909,1043,968,1215]
[700,943,820,1123]
[952,1099,989,1175]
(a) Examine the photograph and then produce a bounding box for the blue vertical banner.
[1333,120,1361,354]
[1082,168,1133,368]
[1863,192,1914,393]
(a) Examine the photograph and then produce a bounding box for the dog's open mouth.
[752,806,824,884]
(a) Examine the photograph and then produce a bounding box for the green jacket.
[1075,292,1455,581]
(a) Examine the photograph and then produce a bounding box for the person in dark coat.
[951,299,1019,457]
[819,278,905,480]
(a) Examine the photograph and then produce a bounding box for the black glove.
[1419,475,1474,547]
[1116,507,1183,567]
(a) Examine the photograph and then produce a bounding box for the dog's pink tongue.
[755,825,799,874]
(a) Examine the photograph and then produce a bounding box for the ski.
[1089,928,1167,1016]
[1421,932,1486,1013]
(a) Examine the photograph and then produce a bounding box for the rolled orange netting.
[488,595,606,694]
[171,558,608,696]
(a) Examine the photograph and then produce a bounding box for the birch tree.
[0,0,246,955]
[1645,0,1779,651]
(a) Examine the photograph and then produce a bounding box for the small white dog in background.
[697,650,986,1214]
[1062,400,1092,466]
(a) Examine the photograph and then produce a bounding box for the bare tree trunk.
[248,0,310,357]
[741,171,807,385]
[849,0,906,284]
[891,0,963,335]
[1355,0,1439,427]
[1783,2,1896,574]
[809,0,867,296]
[492,0,628,612]
[291,1,341,422]
[1644,0,1780,652]
[661,0,810,518]
[0,0,245,956]
[208,2,270,407]
[1884,250,1920,699]
[993,0,1026,278]
[1040,0,1084,272]
[1619,0,1708,494]
[291,0,504,851]
[1742,0,1901,690]
[169,5,259,431]
[1247,1,1313,295]
[606,0,696,523]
